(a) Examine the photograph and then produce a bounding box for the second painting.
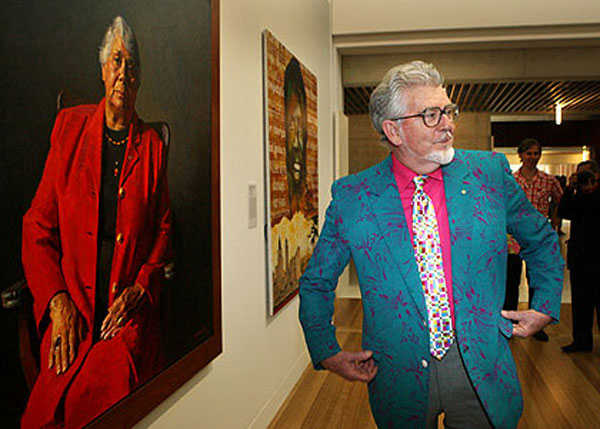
[263,30,318,316]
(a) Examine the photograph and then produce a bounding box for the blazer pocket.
[498,316,514,339]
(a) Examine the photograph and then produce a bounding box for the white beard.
[426,146,455,165]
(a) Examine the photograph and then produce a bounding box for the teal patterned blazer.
[299,149,563,428]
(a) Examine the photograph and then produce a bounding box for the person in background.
[508,138,563,341]
[299,60,563,429]
[552,175,568,235]
[557,160,600,352]
[504,235,522,312]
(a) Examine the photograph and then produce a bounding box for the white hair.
[98,16,141,79]
[368,60,444,145]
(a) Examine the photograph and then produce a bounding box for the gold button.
[118,187,125,198]
[116,233,124,244]
[112,282,118,294]
[461,189,467,195]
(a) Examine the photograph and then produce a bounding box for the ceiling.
[344,80,600,117]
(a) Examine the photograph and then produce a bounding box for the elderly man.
[558,160,600,352]
[299,61,563,428]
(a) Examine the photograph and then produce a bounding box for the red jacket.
[21,99,172,428]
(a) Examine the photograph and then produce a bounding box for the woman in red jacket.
[21,16,172,428]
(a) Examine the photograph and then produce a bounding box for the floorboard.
[269,300,600,429]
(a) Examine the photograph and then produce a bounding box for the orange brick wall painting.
[263,30,318,315]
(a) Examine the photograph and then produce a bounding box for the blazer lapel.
[442,150,476,310]
[368,155,427,320]
[120,114,141,186]
[82,101,105,193]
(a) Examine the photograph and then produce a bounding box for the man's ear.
[382,120,402,147]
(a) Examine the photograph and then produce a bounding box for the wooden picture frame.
[89,2,222,427]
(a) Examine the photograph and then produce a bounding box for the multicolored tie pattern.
[412,175,454,360]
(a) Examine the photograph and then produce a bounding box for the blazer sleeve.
[502,154,563,320]
[133,134,173,306]
[299,180,352,369]
[22,111,70,329]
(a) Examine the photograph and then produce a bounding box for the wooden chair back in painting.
[1,280,38,390]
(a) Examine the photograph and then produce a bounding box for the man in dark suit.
[558,160,600,352]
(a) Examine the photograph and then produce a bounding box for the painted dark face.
[519,145,541,169]
[285,93,307,197]
[101,35,139,122]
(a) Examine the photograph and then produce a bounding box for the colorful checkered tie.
[412,175,454,360]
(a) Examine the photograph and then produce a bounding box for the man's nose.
[439,113,455,129]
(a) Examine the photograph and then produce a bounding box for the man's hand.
[321,350,378,383]
[100,283,146,340]
[501,309,552,338]
[48,292,85,375]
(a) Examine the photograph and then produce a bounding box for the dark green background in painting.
[0,1,214,426]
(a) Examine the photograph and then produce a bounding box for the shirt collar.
[516,167,540,180]
[391,153,443,191]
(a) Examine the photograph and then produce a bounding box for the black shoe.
[533,330,549,341]
[561,342,592,352]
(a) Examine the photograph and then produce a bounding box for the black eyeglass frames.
[390,103,459,128]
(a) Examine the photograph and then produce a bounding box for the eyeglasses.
[390,103,459,128]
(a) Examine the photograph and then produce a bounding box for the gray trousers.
[426,342,494,429]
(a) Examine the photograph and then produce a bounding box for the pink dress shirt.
[391,154,455,326]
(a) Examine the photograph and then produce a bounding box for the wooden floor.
[269,299,600,429]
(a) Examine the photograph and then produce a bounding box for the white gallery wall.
[135,1,332,428]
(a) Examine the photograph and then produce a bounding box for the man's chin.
[427,146,455,166]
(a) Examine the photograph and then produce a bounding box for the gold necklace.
[105,133,128,146]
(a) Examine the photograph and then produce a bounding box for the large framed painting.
[262,30,318,316]
[0,1,221,428]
